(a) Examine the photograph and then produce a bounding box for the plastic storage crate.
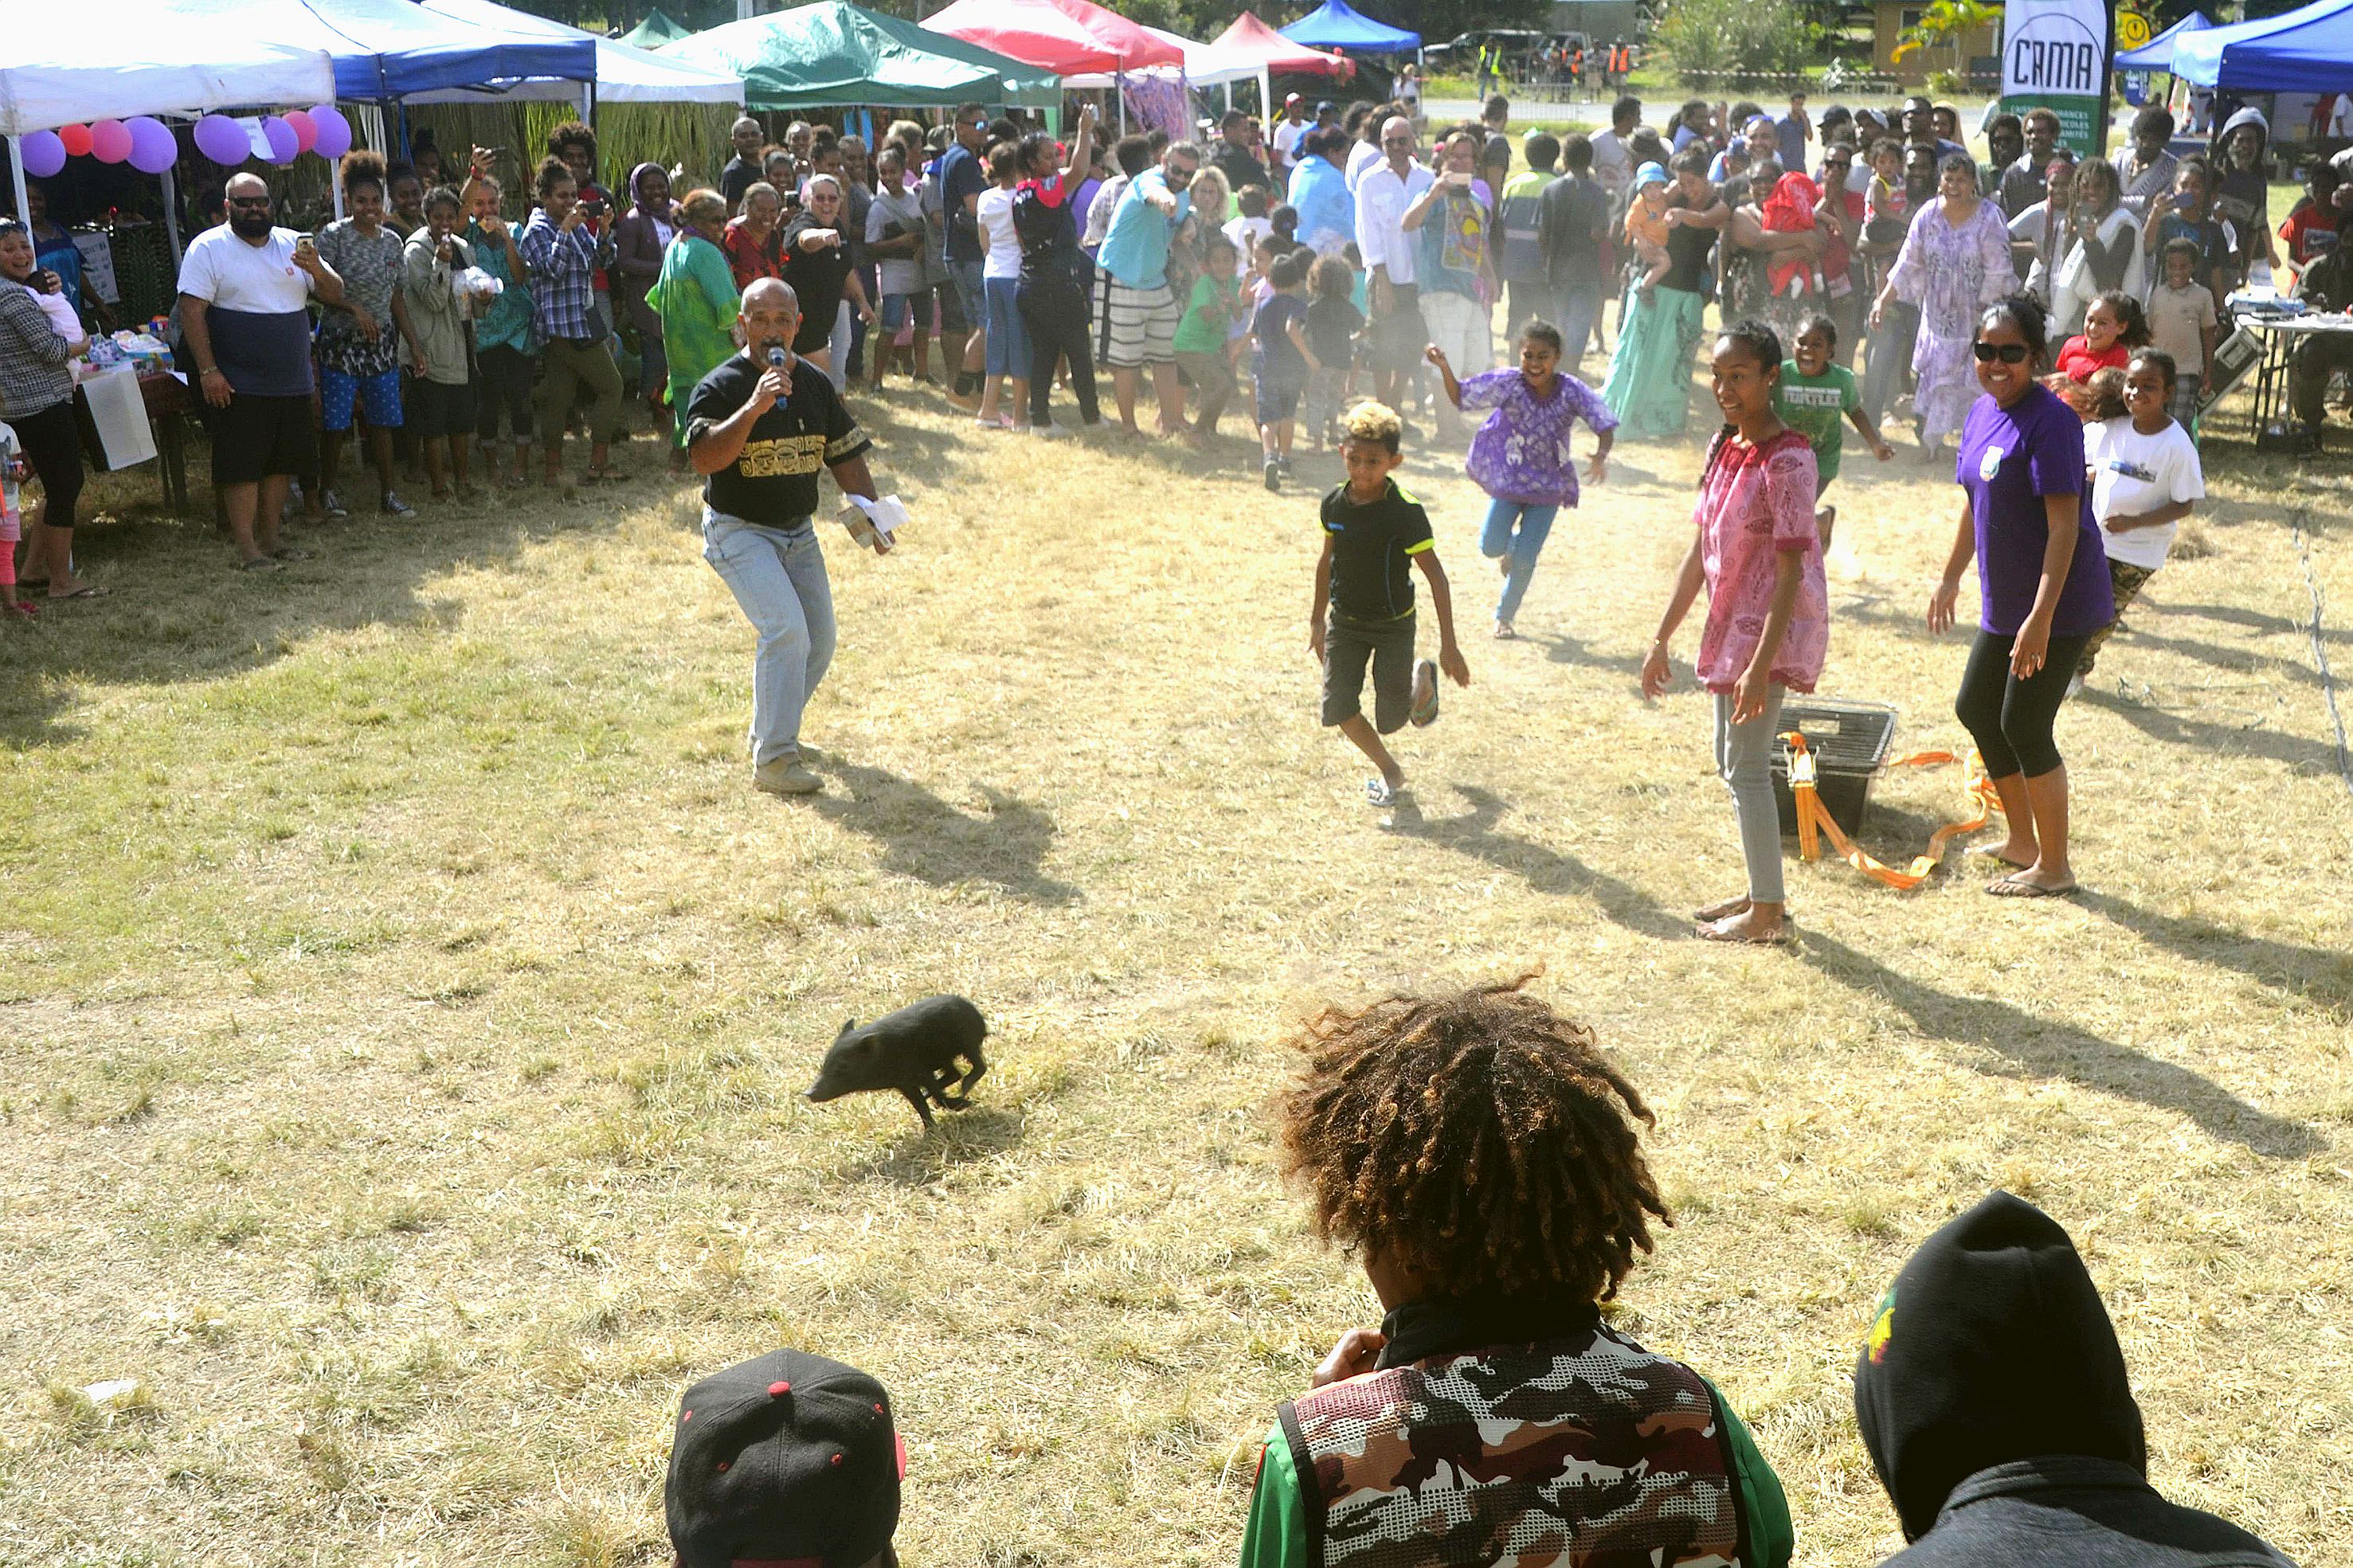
[1769,700,1897,836]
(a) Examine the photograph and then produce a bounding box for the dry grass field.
[3,368,2351,1568]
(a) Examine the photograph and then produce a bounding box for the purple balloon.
[310,104,351,161]
[20,128,67,179]
[127,116,178,175]
[194,113,249,166]
[260,116,299,166]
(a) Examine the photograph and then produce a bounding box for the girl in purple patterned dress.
[1426,321,1618,639]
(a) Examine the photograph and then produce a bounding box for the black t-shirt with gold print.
[687,354,871,523]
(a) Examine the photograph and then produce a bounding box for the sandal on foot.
[1693,895,1752,922]
[1987,874,2078,898]
[4,600,37,618]
[1365,777,1399,807]
[272,546,315,561]
[1966,845,2036,870]
[238,556,283,572]
[1494,621,1517,639]
[1696,920,1791,944]
[48,584,109,600]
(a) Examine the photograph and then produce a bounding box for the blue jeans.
[1479,498,1560,624]
[982,275,1032,381]
[1553,281,1603,376]
[702,508,836,767]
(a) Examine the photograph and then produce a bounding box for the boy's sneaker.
[1277,454,1294,473]
[754,757,823,796]
[1263,458,1282,492]
[381,491,415,517]
[1408,658,1440,726]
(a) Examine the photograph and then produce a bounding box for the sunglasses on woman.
[1973,342,2030,363]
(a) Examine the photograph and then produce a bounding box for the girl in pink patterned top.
[1641,321,1828,945]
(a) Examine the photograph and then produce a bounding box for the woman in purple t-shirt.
[1928,296,2114,898]
[1427,321,1618,639]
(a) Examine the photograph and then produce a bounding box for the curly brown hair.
[1279,976,1670,1303]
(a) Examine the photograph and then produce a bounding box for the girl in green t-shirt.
[1772,314,1892,555]
[1173,236,1243,444]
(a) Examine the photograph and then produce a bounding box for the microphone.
[765,346,789,409]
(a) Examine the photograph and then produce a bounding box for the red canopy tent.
[922,0,1183,75]
[1209,11,1354,78]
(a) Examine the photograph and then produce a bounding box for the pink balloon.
[20,129,66,178]
[260,116,299,166]
[58,123,93,158]
[282,109,317,155]
[89,119,132,164]
[127,116,178,175]
[194,114,250,166]
[310,104,352,161]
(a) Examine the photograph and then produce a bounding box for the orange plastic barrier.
[1781,733,2002,890]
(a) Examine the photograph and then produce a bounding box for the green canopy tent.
[656,0,1059,109]
[618,7,694,48]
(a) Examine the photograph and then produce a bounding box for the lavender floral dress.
[1886,198,2016,444]
[1458,368,1619,506]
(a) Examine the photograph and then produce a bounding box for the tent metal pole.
[9,142,30,230]
[160,164,182,265]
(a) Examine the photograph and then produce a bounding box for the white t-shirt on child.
[2086,415,2203,572]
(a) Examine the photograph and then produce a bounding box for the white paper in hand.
[844,493,909,549]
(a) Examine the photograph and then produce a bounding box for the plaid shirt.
[0,279,74,418]
[517,209,609,342]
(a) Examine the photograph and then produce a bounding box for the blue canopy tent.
[2169,0,2353,88]
[2115,10,2211,71]
[294,0,599,100]
[1279,0,1420,53]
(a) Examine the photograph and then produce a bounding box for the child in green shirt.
[1174,236,1243,444]
[1235,976,1794,1568]
[1772,313,1891,554]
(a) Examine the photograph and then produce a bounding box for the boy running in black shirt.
[1310,401,1469,807]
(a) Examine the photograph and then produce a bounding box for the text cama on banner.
[1999,0,2114,160]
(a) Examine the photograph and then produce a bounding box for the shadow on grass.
[1796,929,2325,1159]
[0,452,663,748]
[1384,784,1690,940]
[1535,629,1648,680]
[831,1103,1029,1187]
[2074,891,2353,1016]
[2073,686,2348,777]
[809,757,1079,906]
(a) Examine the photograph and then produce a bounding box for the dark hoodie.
[1854,1192,2296,1568]
[2211,107,2272,281]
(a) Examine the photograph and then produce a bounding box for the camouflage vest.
[1277,1324,1744,1568]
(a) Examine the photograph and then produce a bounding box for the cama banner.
[1999,0,2116,161]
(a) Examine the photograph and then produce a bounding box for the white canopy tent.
[0,0,338,137]
[2,0,338,272]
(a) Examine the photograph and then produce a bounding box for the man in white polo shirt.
[1354,115,1434,412]
[178,171,346,570]
[1270,94,1313,181]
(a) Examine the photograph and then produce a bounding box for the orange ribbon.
[1781,734,2002,890]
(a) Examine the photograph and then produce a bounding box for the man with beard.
[688,279,887,798]
[178,171,347,569]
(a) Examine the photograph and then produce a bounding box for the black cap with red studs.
[664,1348,904,1568]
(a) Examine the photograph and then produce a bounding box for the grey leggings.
[1715,687,1787,905]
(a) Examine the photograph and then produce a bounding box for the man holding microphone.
[688,277,887,798]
